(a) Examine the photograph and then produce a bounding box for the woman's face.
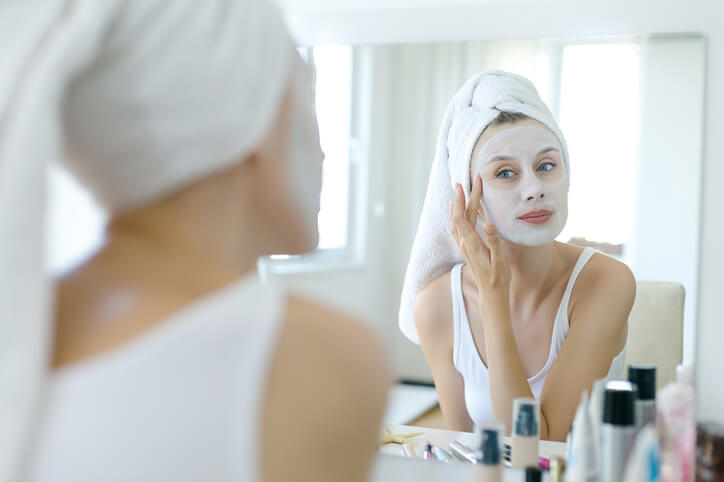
[254,55,324,255]
[471,120,568,246]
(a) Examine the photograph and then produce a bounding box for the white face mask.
[472,125,568,246]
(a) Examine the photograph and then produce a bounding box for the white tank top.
[28,273,284,482]
[451,247,625,426]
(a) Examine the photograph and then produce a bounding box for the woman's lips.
[518,209,553,225]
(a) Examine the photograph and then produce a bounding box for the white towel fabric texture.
[0,0,293,479]
[398,70,570,344]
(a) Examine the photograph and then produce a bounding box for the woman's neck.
[503,241,561,305]
[102,200,259,289]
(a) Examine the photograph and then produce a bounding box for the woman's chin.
[283,226,319,256]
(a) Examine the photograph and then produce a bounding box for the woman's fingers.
[453,183,466,221]
[451,184,488,256]
[466,176,482,226]
[477,175,490,224]
[482,222,503,271]
[450,186,465,244]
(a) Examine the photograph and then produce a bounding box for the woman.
[399,71,634,441]
[0,1,390,481]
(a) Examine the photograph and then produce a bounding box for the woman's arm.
[537,257,633,440]
[451,178,537,436]
[415,278,475,432]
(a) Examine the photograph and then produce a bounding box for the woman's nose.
[522,175,545,201]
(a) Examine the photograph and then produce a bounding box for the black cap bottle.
[628,364,656,432]
[601,380,636,482]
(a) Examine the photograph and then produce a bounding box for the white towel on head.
[0,0,294,479]
[398,70,569,344]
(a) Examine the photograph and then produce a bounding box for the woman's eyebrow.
[537,147,560,156]
[486,147,559,163]
[489,155,516,162]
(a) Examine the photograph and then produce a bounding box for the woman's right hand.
[449,176,511,311]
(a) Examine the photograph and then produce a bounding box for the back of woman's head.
[0,0,321,478]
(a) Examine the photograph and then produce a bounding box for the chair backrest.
[624,281,685,389]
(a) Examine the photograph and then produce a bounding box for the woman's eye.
[496,169,515,179]
[537,161,556,172]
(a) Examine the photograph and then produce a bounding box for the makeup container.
[567,392,599,482]
[601,380,637,482]
[511,398,540,469]
[449,440,477,463]
[477,423,505,482]
[424,442,453,462]
[423,442,433,460]
[696,422,724,482]
[525,466,542,482]
[549,457,566,482]
[628,364,657,433]
[659,377,696,481]
[621,425,660,482]
[565,424,573,462]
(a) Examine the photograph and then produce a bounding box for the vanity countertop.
[374,424,566,481]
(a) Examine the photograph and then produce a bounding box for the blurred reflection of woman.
[399,71,634,440]
[0,1,390,481]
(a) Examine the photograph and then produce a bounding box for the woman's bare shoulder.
[569,249,636,325]
[276,294,392,392]
[262,294,392,482]
[578,250,635,292]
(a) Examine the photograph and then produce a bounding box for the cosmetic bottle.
[659,378,696,482]
[565,424,573,462]
[622,425,660,482]
[601,380,636,482]
[525,466,542,482]
[628,364,657,433]
[511,398,540,469]
[449,440,477,463]
[549,457,566,482]
[566,392,598,482]
[696,421,724,481]
[475,423,505,482]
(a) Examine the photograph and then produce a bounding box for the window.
[47,163,105,275]
[262,44,360,273]
[554,42,640,261]
[314,45,353,251]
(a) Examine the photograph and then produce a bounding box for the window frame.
[259,45,366,276]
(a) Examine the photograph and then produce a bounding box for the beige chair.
[624,281,685,389]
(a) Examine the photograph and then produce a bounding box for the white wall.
[632,37,705,365]
[283,0,724,422]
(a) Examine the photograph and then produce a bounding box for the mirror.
[261,33,705,428]
[47,31,706,431]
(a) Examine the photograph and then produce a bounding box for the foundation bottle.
[511,398,540,469]
[473,423,504,482]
